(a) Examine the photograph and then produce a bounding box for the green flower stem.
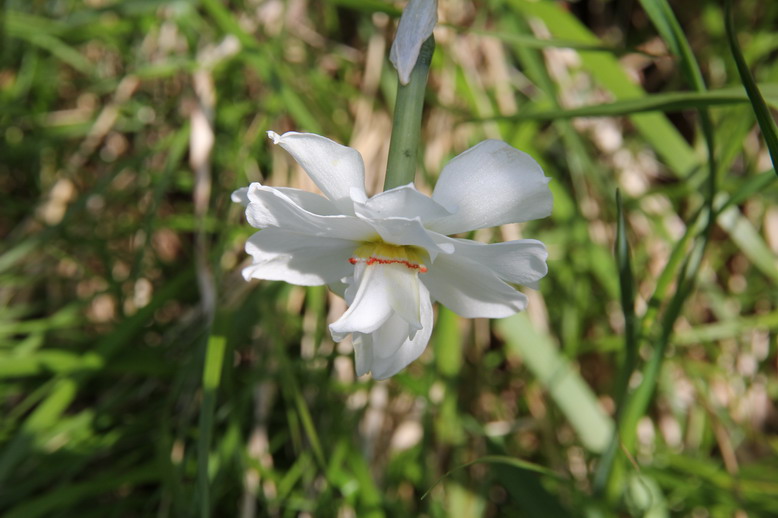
[384,36,435,191]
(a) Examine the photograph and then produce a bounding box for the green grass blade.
[495,314,614,453]
[196,335,227,518]
[613,190,637,408]
[326,0,401,16]
[3,465,160,518]
[725,0,778,173]
[674,308,778,344]
[474,87,767,121]
[621,234,706,452]
[604,8,718,506]
[511,0,698,176]
[638,0,707,91]
[638,0,717,232]
[717,201,778,283]
[467,27,656,55]
[433,306,462,377]
[593,191,638,496]
[6,12,94,74]
[422,454,568,500]
[716,169,776,214]
[198,0,260,50]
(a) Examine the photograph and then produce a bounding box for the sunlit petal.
[330,263,423,341]
[242,229,355,286]
[329,264,395,340]
[245,183,374,240]
[274,187,341,216]
[368,281,432,379]
[357,183,451,222]
[422,239,530,318]
[445,238,549,290]
[428,140,552,234]
[231,187,250,206]
[268,131,367,207]
[362,215,454,261]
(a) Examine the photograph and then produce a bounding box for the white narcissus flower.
[233,131,552,379]
[390,0,437,85]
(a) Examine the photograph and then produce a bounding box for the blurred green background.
[1,0,777,516]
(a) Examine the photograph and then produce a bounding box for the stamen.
[349,256,428,273]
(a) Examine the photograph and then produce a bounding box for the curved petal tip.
[267,130,282,144]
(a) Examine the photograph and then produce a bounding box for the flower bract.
[233,131,552,379]
[390,0,438,85]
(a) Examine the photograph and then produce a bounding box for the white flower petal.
[245,184,374,240]
[242,229,356,286]
[349,186,368,205]
[268,131,367,206]
[329,265,395,341]
[381,265,423,332]
[428,140,552,235]
[361,281,433,379]
[353,335,373,377]
[446,238,549,290]
[389,0,437,85]
[363,216,454,260]
[371,313,418,359]
[330,263,424,342]
[275,187,341,216]
[239,182,340,215]
[352,315,420,374]
[231,187,250,206]
[422,239,529,318]
[358,183,451,222]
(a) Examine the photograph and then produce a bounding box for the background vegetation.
[1,0,777,516]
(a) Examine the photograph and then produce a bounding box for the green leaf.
[510,0,698,176]
[716,199,778,283]
[468,27,655,55]
[638,0,707,91]
[422,454,567,500]
[725,0,778,174]
[433,306,461,377]
[614,190,637,407]
[197,335,227,518]
[3,465,159,518]
[6,12,94,74]
[474,87,771,122]
[495,314,614,453]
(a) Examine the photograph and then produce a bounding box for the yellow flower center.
[349,242,429,273]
